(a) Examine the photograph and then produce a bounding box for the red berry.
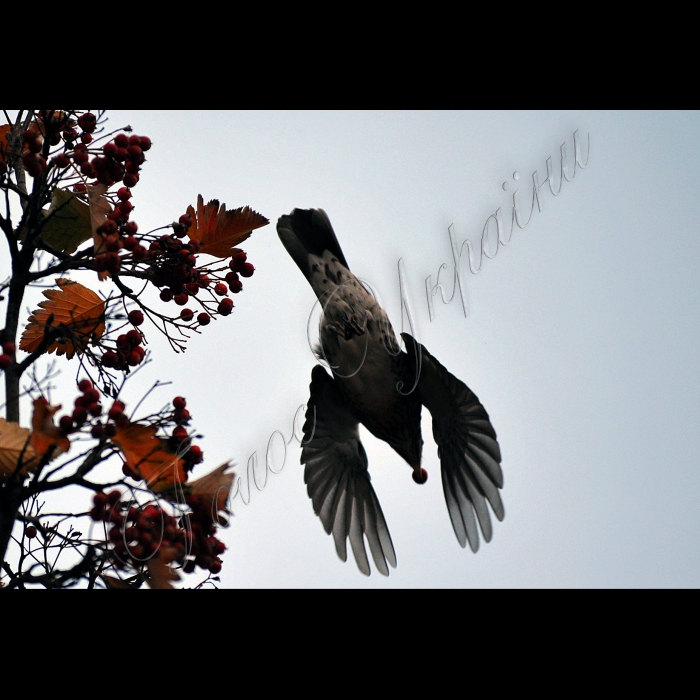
[180,308,194,322]
[160,289,173,302]
[218,299,234,315]
[72,407,88,424]
[77,113,97,133]
[412,468,428,485]
[123,173,139,187]
[59,415,74,432]
[25,525,38,539]
[125,329,141,346]
[187,445,204,464]
[101,350,119,367]
[103,141,118,158]
[214,283,227,296]
[209,558,222,575]
[80,133,93,144]
[230,251,247,269]
[139,136,152,151]
[105,235,121,252]
[229,279,243,293]
[117,187,132,201]
[84,388,100,403]
[173,396,187,410]
[52,153,70,169]
[108,403,125,420]
[74,395,89,409]
[127,350,143,366]
[2,342,15,356]
[102,219,118,235]
[115,133,129,149]
[132,245,147,261]
[179,214,193,227]
[113,413,130,428]
[74,183,86,193]
[172,426,188,441]
[174,293,189,306]
[197,313,210,326]
[128,310,144,326]
[91,424,105,439]
[240,262,255,278]
[105,252,121,274]
[0,354,13,370]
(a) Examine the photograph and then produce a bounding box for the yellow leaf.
[37,188,94,254]
[19,278,106,360]
[186,194,268,258]
[0,419,38,478]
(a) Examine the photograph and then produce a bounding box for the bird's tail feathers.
[276,208,350,280]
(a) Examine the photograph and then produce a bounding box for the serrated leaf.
[146,547,181,590]
[189,462,235,525]
[111,423,187,493]
[39,188,94,254]
[186,194,268,258]
[19,278,106,360]
[0,419,38,478]
[30,397,70,458]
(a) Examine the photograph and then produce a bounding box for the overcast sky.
[5,111,699,587]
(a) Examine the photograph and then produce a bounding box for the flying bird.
[277,208,504,576]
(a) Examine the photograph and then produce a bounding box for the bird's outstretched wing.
[301,365,397,576]
[401,333,504,553]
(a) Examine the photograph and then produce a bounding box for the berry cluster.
[0,342,15,371]
[93,189,146,275]
[11,111,149,187]
[225,250,256,294]
[90,491,225,576]
[169,397,204,473]
[58,379,103,434]
[145,228,254,326]
[21,129,47,178]
[55,382,133,442]
[101,329,145,370]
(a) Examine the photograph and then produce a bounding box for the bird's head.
[390,429,426,484]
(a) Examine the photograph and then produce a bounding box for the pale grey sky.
[5,111,699,587]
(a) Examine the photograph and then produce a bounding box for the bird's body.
[278,209,504,575]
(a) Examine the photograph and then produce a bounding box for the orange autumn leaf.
[146,546,182,590]
[189,462,235,525]
[111,423,187,493]
[0,419,38,478]
[186,194,268,258]
[19,278,106,359]
[0,124,11,165]
[30,398,70,458]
